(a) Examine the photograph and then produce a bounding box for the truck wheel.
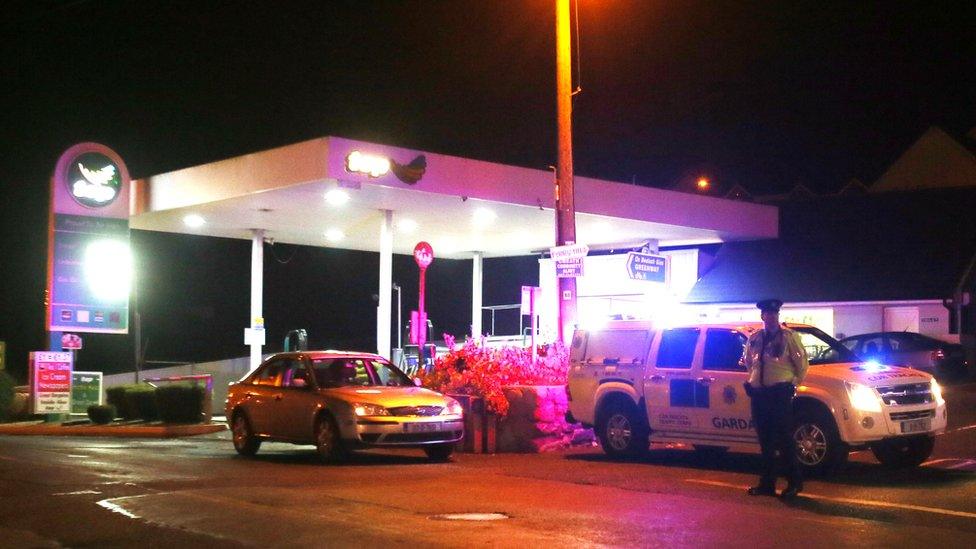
[231,413,261,457]
[315,415,348,463]
[871,435,934,468]
[793,408,847,477]
[597,400,648,459]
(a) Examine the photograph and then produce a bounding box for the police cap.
[756,298,783,312]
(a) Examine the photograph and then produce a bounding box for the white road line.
[53,490,102,496]
[947,423,976,434]
[685,479,976,520]
[96,495,151,519]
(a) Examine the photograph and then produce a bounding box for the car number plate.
[406,422,441,433]
[900,418,931,434]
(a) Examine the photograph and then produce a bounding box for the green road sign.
[71,371,103,414]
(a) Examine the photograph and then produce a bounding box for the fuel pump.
[283,329,307,352]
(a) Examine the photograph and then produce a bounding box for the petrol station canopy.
[129,136,778,257]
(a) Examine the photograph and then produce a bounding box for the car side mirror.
[413,377,422,387]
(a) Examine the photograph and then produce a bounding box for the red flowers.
[420,335,570,417]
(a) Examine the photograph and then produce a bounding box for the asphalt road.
[2,383,975,548]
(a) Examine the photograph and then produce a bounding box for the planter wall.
[497,385,594,453]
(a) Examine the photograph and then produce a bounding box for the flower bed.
[421,335,569,417]
[421,335,594,453]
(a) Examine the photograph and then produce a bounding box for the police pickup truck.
[566,321,947,475]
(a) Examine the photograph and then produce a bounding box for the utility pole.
[555,0,577,344]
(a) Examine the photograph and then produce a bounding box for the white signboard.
[30,351,73,414]
[549,243,589,261]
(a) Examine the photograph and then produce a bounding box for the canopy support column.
[249,229,264,372]
[471,252,483,338]
[377,210,393,359]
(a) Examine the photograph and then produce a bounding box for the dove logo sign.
[66,152,122,208]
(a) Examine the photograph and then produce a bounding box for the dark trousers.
[750,382,801,488]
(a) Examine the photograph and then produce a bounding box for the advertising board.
[30,351,73,414]
[70,371,103,414]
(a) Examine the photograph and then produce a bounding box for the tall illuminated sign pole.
[412,241,433,367]
[555,0,578,343]
[47,144,132,346]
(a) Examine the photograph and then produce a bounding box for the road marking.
[97,495,150,519]
[54,490,102,496]
[947,423,976,434]
[685,479,976,520]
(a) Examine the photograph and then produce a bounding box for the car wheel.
[597,400,648,459]
[871,435,934,468]
[315,415,347,462]
[231,413,261,457]
[793,408,847,477]
[423,443,455,462]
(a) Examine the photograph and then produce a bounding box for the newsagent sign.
[30,351,73,414]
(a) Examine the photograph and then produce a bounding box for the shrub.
[155,384,206,424]
[420,334,570,417]
[107,384,158,420]
[105,386,130,418]
[0,371,16,421]
[125,386,159,421]
[87,404,116,424]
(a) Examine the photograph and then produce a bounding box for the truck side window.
[703,330,747,371]
[655,328,699,369]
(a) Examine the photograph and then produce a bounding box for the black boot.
[780,483,802,499]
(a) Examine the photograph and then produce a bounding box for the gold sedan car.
[225,351,464,462]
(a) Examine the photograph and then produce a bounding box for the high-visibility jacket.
[744,326,809,387]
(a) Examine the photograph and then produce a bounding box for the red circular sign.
[413,241,434,269]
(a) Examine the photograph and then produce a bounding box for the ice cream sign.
[30,351,73,414]
[66,152,123,208]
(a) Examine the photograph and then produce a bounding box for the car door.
[697,328,754,439]
[274,357,321,441]
[645,327,701,433]
[243,359,285,436]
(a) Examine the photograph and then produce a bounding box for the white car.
[567,321,947,475]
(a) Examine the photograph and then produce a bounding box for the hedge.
[0,371,15,421]
[155,384,205,424]
[87,404,116,424]
[104,383,207,423]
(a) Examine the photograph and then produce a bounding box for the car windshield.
[310,357,414,388]
[793,326,860,365]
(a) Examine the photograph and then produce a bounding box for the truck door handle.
[649,375,665,382]
[697,376,715,384]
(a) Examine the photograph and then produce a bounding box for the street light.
[555,0,577,344]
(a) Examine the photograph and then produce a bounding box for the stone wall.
[496,385,594,453]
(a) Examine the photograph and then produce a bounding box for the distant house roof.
[685,188,976,304]
[870,127,976,193]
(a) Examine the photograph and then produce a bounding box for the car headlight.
[353,402,389,417]
[930,378,945,406]
[441,397,464,416]
[846,382,882,412]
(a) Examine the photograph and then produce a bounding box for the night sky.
[1,1,973,380]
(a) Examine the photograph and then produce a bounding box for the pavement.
[0,418,227,438]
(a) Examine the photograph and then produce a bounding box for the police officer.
[743,299,809,498]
